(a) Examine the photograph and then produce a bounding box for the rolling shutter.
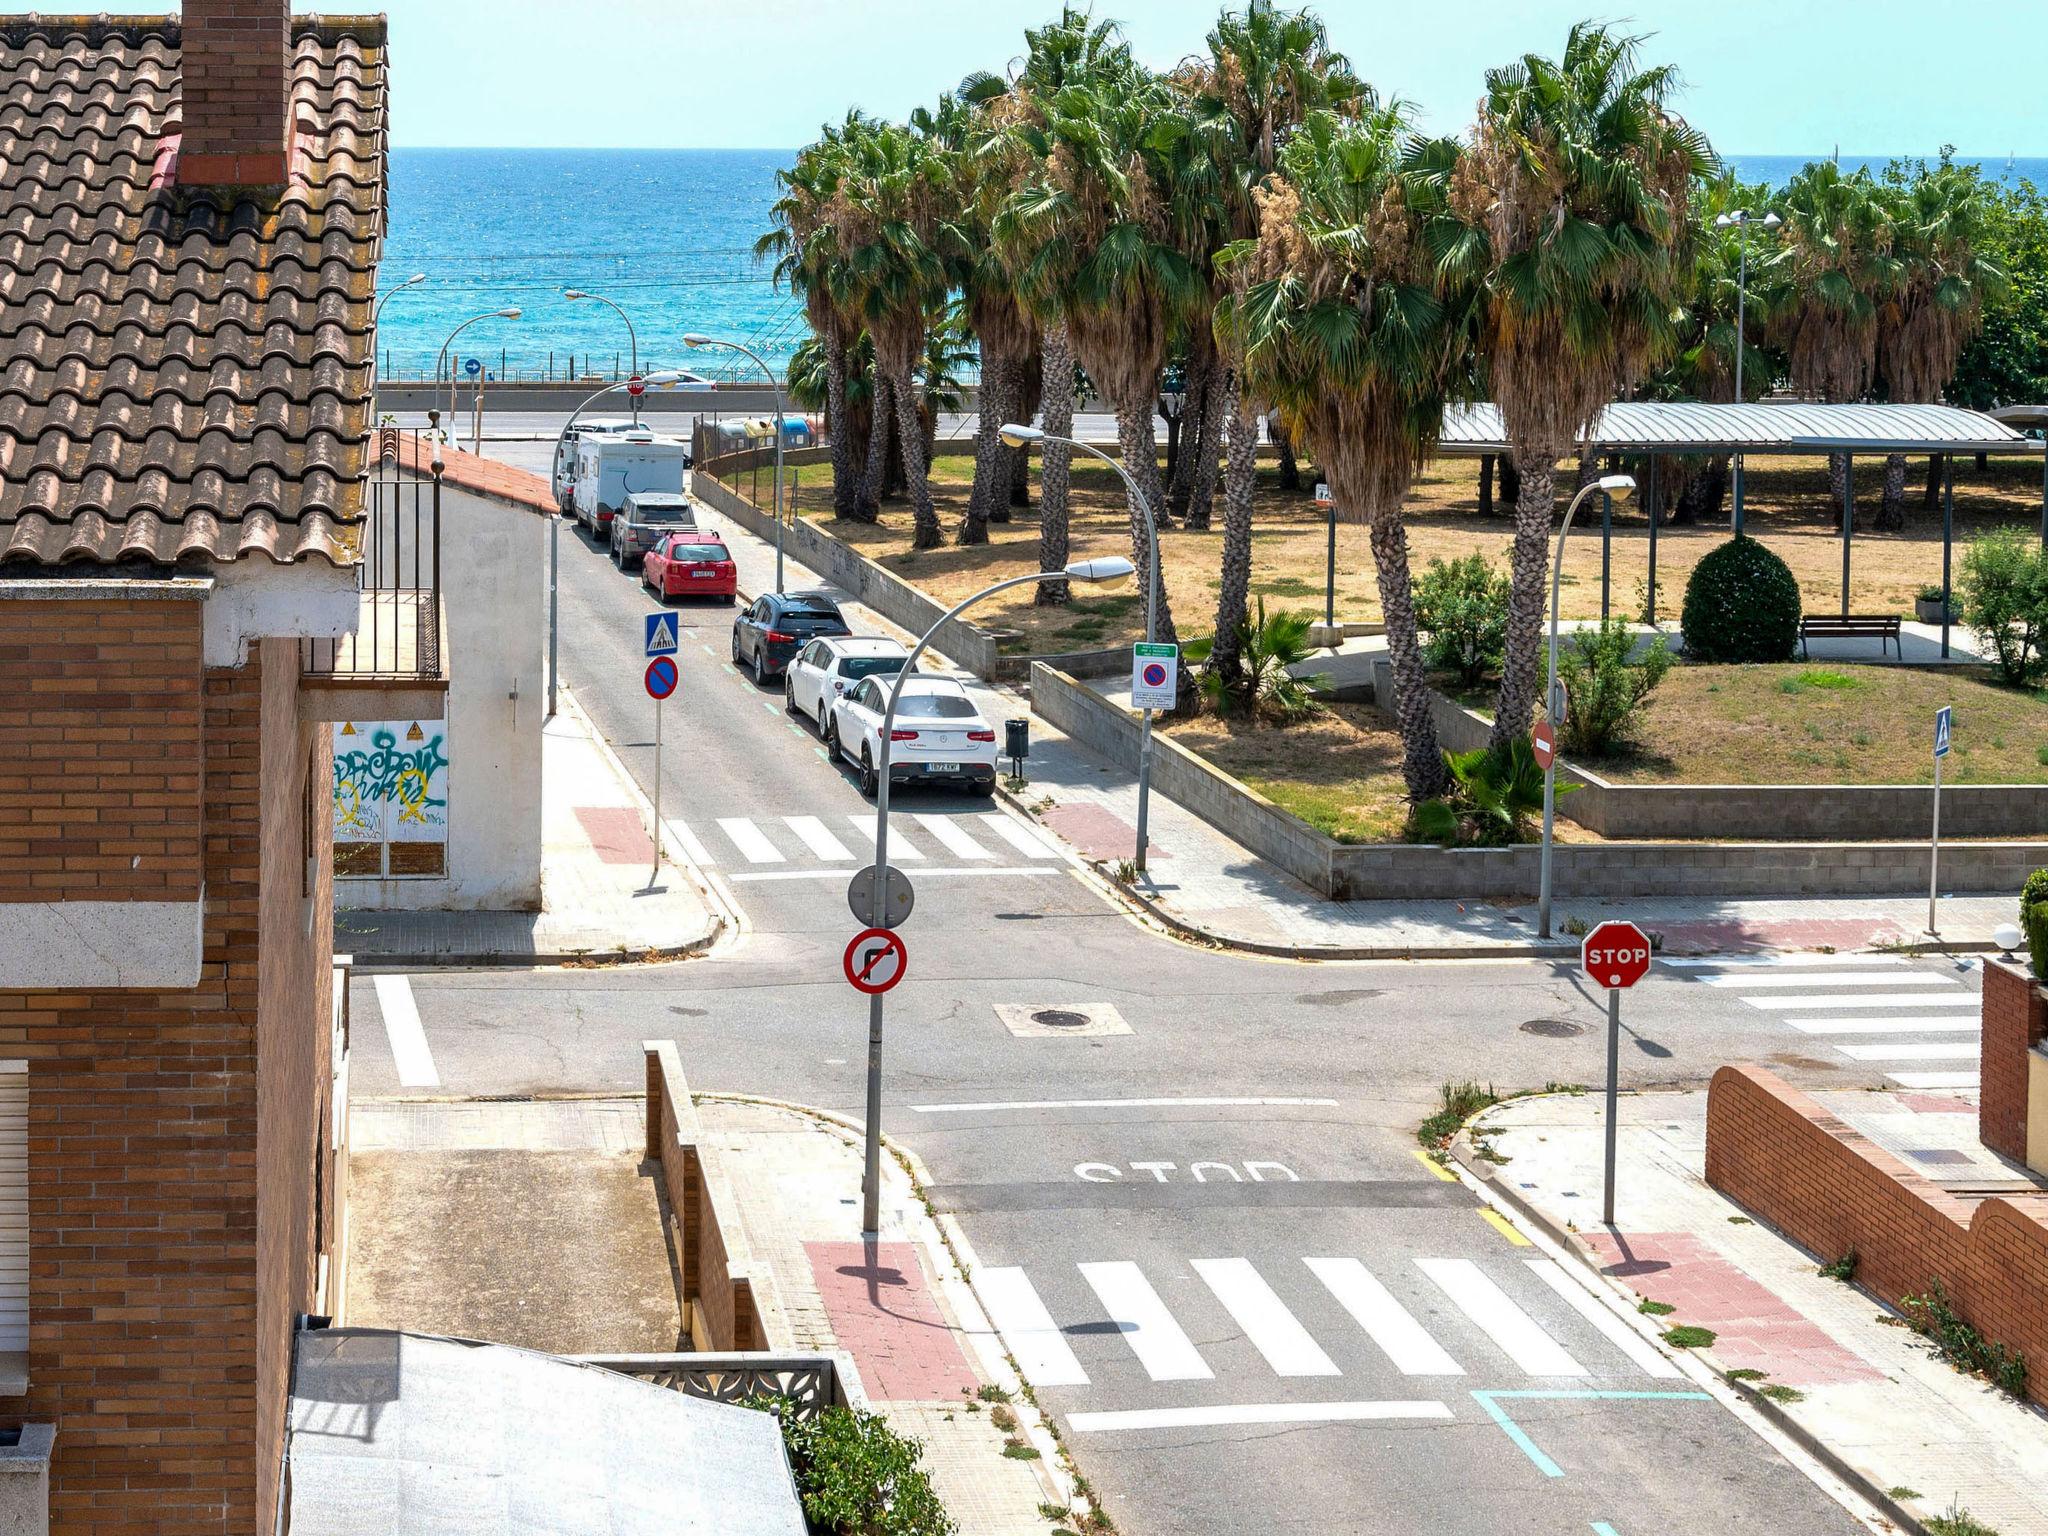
[0,1065,25,1354]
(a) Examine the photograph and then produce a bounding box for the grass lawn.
[726,449,2048,657]
[1582,664,2048,785]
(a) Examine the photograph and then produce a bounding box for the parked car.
[643,534,736,603]
[730,590,850,684]
[784,636,910,731]
[827,674,998,797]
[610,490,698,568]
[551,417,636,512]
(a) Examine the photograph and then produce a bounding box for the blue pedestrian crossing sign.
[1933,705,1952,759]
[644,611,679,657]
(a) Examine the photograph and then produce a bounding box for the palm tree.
[1218,107,1476,800]
[1451,22,1710,749]
[1192,0,1363,699]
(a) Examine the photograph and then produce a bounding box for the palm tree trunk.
[1491,450,1557,750]
[1034,320,1076,607]
[1113,392,1182,689]
[824,330,861,522]
[891,363,941,550]
[1167,352,1213,522]
[1184,365,1228,533]
[1875,452,1909,532]
[961,352,1009,546]
[1826,451,1849,518]
[1922,453,1943,512]
[1369,506,1449,801]
[859,374,893,517]
[1272,414,1301,492]
[1000,349,1043,521]
[1498,454,1520,507]
[1478,455,1494,518]
[1211,380,1258,703]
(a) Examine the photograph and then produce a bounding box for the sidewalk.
[337,686,720,966]
[1458,1089,2048,1536]
[699,1096,1080,1536]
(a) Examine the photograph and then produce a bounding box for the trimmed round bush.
[1681,536,1802,662]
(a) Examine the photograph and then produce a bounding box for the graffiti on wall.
[333,720,449,877]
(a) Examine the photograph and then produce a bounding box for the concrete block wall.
[1706,1063,2048,1410]
[1981,958,2047,1163]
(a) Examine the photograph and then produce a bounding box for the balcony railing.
[302,427,444,680]
[570,1351,864,1417]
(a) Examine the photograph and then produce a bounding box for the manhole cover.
[1032,1009,1091,1030]
[1520,1019,1585,1038]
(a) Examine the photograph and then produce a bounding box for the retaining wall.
[1706,1063,2048,1410]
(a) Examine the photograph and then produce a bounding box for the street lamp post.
[1002,424,1164,875]
[565,290,639,407]
[1538,474,1637,939]
[1713,209,1781,536]
[685,334,786,594]
[369,273,426,402]
[859,554,1137,1234]
[543,372,687,719]
[434,307,521,421]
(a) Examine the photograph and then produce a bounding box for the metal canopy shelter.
[1435,401,2045,654]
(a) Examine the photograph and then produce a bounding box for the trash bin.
[1004,718,1030,780]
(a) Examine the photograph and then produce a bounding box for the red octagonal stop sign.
[1580,920,1653,989]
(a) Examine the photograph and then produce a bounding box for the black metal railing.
[570,1352,862,1417]
[302,427,443,679]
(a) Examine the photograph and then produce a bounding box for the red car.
[643,534,737,603]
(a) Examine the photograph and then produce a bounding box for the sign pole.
[1928,739,1943,937]
[1603,986,1621,1227]
[651,693,663,888]
[547,515,560,719]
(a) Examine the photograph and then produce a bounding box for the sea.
[376,148,2048,385]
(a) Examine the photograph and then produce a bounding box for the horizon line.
[387,144,2045,159]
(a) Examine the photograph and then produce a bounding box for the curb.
[1449,1118,1929,1536]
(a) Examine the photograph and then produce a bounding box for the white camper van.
[551,417,637,513]
[572,429,689,536]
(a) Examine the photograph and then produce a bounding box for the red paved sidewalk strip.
[1040,802,1166,862]
[574,806,653,866]
[1655,916,1910,955]
[1584,1232,1883,1386]
[806,1240,979,1402]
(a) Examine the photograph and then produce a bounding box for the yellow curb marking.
[1480,1209,1532,1247]
[1412,1149,1459,1183]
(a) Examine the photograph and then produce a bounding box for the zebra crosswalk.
[662,810,1066,873]
[977,1252,1684,1396]
[1668,952,1982,1090]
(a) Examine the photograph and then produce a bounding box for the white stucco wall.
[338,479,545,912]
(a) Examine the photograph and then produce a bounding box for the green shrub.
[1958,525,2048,686]
[1410,736,1565,847]
[759,1399,956,1536]
[1186,598,1327,722]
[1681,536,1802,662]
[1553,619,1674,757]
[1414,553,1511,686]
[2022,867,2048,981]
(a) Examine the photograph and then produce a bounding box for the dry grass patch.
[1163,703,1413,845]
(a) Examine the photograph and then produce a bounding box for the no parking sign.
[1132,642,1178,710]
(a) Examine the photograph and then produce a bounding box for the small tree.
[1185,599,1328,723]
[1957,525,2048,686]
[1681,536,1802,663]
[1554,619,1674,757]
[1414,554,1511,687]
[2022,867,2048,981]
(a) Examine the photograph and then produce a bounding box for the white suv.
[827,674,998,798]
[784,636,910,732]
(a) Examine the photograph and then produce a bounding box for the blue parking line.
[1591,1523,1622,1536]
[1470,1391,1711,1479]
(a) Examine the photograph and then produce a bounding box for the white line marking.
[978,1267,1089,1387]
[980,814,1062,859]
[1886,1070,1981,1089]
[1305,1258,1462,1377]
[662,818,715,868]
[1701,971,1958,990]
[1523,1260,1684,1380]
[372,975,439,1088]
[843,814,923,859]
[1837,1042,1980,1062]
[1788,1016,1982,1034]
[1192,1258,1339,1377]
[1662,954,1908,968]
[1418,1258,1586,1377]
[1077,1262,1212,1381]
[1741,993,1981,1011]
[910,1097,1341,1114]
[1067,1401,1451,1433]
[716,817,786,864]
[783,815,855,861]
[728,866,1059,884]
[915,813,994,860]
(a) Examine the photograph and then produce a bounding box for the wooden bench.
[1799,613,1902,658]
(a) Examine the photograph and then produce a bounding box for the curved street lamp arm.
[1020,431,1159,644]
[549,380,639,504]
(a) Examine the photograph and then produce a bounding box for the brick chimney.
[176,0,291,187]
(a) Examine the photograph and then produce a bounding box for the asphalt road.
[341,508,1971,1534]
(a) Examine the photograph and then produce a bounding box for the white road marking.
[1886,1070,1981,1090]
[1067,1401,1451,1433]
[1305,1257,1463,1377]
[728,865,1059,883]
[1523,1259,1685,1379]
[784,816,856,861]
[915,814,994,860]
[979,814,1062,859]
[1419,1258,1586,1377]
[843,814,923,859]
[978,1267,1089,1387]
[1741,993,1980,1011]
[716,817,786,864]
[662,818,715,868]
[1700,971,1957,990]
[910,1096,1340,1114]
[1077,1262,1212,1381]
[1837,1042,1980,1062]
[1191,1258,1339,1377]
[1662,954,1908,968]
[1788,1016,1981,1034]
[372,975,439,1088]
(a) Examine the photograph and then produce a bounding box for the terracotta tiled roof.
[393,434,555,514]
[0,15,386,568]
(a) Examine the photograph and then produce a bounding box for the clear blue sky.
[367,1,2045,155]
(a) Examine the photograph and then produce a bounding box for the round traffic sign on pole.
[1580,920,1653,989]
[1531,719,1556,771]
[627,373,646,398]
[464,357,481,377]
[843,927,907,994]
[1141,662,1168,689]
[644,656,678,700]
[847,865,914,930]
